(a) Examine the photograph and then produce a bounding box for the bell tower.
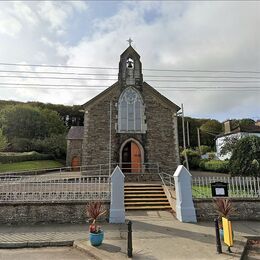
[118,39,143,87]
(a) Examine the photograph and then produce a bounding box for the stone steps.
[124,184,171,211]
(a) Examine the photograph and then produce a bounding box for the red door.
[71,156,80,171]
[131,142,141,173]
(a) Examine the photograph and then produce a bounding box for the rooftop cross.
[127,38,133,46]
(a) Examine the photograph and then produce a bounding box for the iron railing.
[158,172,175,190]
[0,175,110,202]
[0,162,161,202]
[0,162,160,177]
[192,176,260,198]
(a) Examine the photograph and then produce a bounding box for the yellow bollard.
[222,217,233,252]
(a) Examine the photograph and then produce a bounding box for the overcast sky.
[0,1,259,121]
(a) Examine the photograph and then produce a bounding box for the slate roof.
[218,124,260,138]
[67,126,84,140]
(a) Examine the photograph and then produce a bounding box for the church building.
[66,44,180,176]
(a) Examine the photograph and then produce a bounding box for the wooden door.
[131,142,141,173]
[71,156,80,171]
[122,142,131,172]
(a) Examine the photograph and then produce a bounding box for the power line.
[0,86,258,92]
[0,76,259,84]
[0,83,259,92]
[146,80,260,83]
[0,62,259,74]
[0,62,118,70]
[1,72,260,79]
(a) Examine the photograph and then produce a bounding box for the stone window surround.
[117,86,146,133]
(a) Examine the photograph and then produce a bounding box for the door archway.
[120,139,144,173]
[71,156,80,171]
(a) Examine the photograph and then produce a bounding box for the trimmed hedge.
[181,149,201,169]
[0,151,54,164]
[199,160,230,173]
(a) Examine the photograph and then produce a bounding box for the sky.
[0,1,259,122]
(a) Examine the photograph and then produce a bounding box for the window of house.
[118,87,146,133]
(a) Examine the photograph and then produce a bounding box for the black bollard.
[214,218,222,254]
[127,221,133,258]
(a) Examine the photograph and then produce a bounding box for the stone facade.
[67,46,180,175]
[66,126,84,166]
[0,202,109,225]
[66,139,83,166]
[194,198,260,221]
[81,82,180,171]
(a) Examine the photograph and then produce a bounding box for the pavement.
[0,247,95,260]
[0,211,259,260]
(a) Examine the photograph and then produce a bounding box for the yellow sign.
[222,217,233,247]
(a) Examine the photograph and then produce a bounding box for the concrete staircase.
[124,183,171,210]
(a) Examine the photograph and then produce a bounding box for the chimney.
[224,120,232,134]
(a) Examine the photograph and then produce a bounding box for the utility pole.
[181,104,189,170]
[197,127,201,155]
[187,121,190,147]
[109,102,112,175]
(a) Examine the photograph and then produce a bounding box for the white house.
[216,120,260,160]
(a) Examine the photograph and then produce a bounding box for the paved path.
[0,247,95,260]
[0,211,258,259]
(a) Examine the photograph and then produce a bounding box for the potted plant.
[87,201,106,246]
[213,198,235,240]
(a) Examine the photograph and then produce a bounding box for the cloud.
[0,1,259,121]
[38,1,88,32]
[0,8,22,37]
[64,2,260,120]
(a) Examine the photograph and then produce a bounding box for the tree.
[0,105,67,141]
[220,136,239,156]
[0,104,67,155]
[0,100,84,127]
[33,134,67,158]
[0,128,8,151]
[229,136,260,176]
[239,118,255,127]
[200,120,222,135]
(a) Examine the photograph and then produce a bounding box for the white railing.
[0,162,160,177]
[0,175,110,202]
[192,176,260,198]
[0,162,163,202]
[0,164,112,176]
[158,172,175,190]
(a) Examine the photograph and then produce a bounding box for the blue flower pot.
[89,231,104,246]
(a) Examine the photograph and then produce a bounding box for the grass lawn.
[192,185,250,198]
[0,160,64,173]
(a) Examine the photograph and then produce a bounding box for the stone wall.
[82,83,180,174]
[0,202,109,225]
[194,198,260,221]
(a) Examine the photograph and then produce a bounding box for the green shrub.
[207,152,216,160]
[229,136,260,176]
[198,159,207,169]
[200,160,230,173]
[199,145,212,155]
[0,128,8,151]
[181,149,201,169]
[10,138,33,152]
[32,134,67,159]
[0,151,54,164]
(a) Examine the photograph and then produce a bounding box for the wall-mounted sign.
[211,182,228,197]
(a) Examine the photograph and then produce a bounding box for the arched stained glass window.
[118,87,146,133]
